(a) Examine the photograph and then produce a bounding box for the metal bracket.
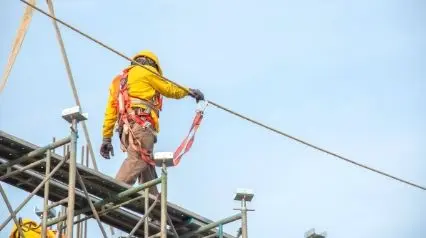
[34,206,56,219]
[234,188,254,202]
[153,152,174,167]
[61,106,88,123]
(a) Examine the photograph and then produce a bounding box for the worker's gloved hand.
[189,88,204,103]
[100,138,114,159]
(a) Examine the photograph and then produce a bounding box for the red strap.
[129,114,156,166]
[173,110,204,166]
[118,68,157,166]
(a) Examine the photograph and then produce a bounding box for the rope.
[45,0,99,171]
[19,0,426,192]
[0,0,35,94]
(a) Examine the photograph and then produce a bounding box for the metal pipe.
[128,195,159,237]
[42,149,52,237]
[203,234,218,238]
[160,163,167,238]
[66,118,78,238]
[167,212,179,238]
[76,145,84,238]
[241,200,248,238]
[76,222,81,238]
[0,154,68,231]
[144,188,149,238]
[83,215,87,238]
[56,210,63,238]
[180,213,242,238]
[47,177,162,226]
[47,198,68,210]
[0,156,46,180]
[0,184,26,237]
[57,145,66,238]
[0,135,70,170]
[114,178,161,200]
[76,169,108,238]
[73,195,144,224]
[148,232,161,238]
[241,214,247,237]
[84,143,89,238]
[52,137,56,153]
[219,224,223,238]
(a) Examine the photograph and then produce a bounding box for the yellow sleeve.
[102,78,119,138]
[138,66,189,99]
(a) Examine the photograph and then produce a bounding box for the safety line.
[19,0,426,191]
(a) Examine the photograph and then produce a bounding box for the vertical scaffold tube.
[145,188,149,238]
[241,199,248,238]
[66,119,78,238]
[42,149,51,237]
[160,162,167,238]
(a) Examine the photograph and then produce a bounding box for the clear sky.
[1,0,425,237]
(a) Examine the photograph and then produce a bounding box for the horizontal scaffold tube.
[180,213,242,238]
[46,177,162,226]
[0,157,47,180]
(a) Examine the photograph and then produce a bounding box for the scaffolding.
[0,0,257,237]
[0,106,253,237]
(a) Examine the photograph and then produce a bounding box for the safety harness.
[115,67,205,167]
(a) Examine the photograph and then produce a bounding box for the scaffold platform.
[0,130,236,238]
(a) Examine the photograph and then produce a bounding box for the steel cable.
[19,0,426,191]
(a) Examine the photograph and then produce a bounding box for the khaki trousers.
[115,121,159,195]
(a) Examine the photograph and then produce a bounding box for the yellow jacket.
[102,51,189,138]
[9,219,57,238]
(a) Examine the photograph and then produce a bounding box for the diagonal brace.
[0,153,69,230]
[76,169,108,238]
[47,177,161,226]
[127,194,159,237]
[0,183,26,238]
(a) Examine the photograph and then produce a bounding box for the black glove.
[100,138,114,159]
[189,88,204,103]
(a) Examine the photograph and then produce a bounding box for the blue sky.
[1,0,425,237]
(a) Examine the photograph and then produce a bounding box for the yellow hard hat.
[132,50,163,75]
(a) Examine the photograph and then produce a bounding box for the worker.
[100,50,204,194]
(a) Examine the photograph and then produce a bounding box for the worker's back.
[103,61,189,138]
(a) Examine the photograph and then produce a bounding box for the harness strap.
[130,97,160,116]
[120,114,156,166]
[117,68,157,166]
[116,67,205,167]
